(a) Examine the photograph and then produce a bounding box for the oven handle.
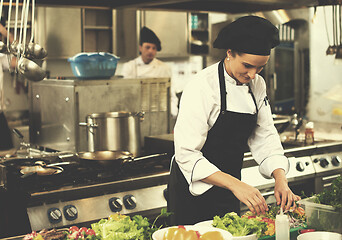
[261,190,274,197]
[322,174,341,181]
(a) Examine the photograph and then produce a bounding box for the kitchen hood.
[33,0,319,13]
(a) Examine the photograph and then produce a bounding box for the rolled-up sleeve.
[174,71,221,196]
[248,80,289,178]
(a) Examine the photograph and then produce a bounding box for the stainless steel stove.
[0,151,170,237]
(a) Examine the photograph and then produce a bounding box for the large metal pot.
[80,111,144,156]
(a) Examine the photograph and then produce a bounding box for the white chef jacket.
[174,62,289,196]
[121,56,171,78]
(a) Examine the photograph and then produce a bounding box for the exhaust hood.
[33,0,319,13]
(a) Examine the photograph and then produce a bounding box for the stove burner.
[3,153,171,194]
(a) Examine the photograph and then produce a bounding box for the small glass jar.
[304,122,314,145]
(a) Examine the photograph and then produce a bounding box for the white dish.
[194,220,258,240]
[297,231,342,240]
[152,225,232,240]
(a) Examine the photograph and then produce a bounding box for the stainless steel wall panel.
[29,78,170,152]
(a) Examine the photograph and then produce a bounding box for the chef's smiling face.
[139,42,158,64]
[225,50,269,84]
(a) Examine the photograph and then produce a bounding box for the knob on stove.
[63,205,78,221]
[296,162,305,172]
[319,158,329,168]
[331,156,341,167]
[47,208,62,223]
[123,195,137,210]
[109,197,123,212]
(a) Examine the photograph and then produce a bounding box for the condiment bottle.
[304,122,314,145]
[275,207,290,240]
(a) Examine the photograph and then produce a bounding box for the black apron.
[168,59,259,225]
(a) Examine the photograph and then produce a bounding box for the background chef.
[167,16,300,225]
[121,26,179,117]
[121,26,171,79]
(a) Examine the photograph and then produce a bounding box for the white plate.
[152,225,232,240]
[194,220,258,240]
[297,231,342,240]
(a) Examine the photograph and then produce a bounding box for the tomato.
[68,231,80,239]
[86,229,96,236]
[248,216,256,219]
[79,227,88,234]
[178,225,186,229]
[69,226,79,233]
[195,231,201,239]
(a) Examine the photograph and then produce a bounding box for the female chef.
[167,16,300,225]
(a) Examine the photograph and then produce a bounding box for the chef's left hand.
[272,168,301,212]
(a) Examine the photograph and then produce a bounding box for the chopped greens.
[212,212,267,237]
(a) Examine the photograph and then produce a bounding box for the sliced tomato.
[86,229,96,236]
[300,229,315,234]
[79,227,88,234]
[248,216,256,219]
[195,230,201,239]
[69,231,80,239]
[69,226,79,233]
[178,225,186,229]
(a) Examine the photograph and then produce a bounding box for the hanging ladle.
[327,5,338,55]
[26,0,47,59]
[9,0,21,56]
[335,5,342,58]
[17,0,45,82]
[0,0,8,53]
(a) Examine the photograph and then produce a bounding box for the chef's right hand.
[202,171,268,215]
[230,180,268,215]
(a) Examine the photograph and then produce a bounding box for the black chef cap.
[140,26,161,51]
[213,16,279,56]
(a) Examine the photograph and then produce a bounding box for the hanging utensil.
[325,6,335,55]
[9,0,20,56]
[26,0,46,59]
[332,5,338,54]
[335,5,342,58]
[17,0,45,82]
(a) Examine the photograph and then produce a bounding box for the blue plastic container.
[68,52,120,79]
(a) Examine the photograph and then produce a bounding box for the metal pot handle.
[79,122,98,134]
[79,122,98,128]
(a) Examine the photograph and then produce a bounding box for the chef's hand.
[272,168,301,212]
[202,171,268,215]
[230,179,269,215]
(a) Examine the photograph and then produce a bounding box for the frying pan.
[77,151,167,167]
[20,161,72,178]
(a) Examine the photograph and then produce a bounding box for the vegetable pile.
[213,205,306,238]
[244,205,306,229]
[91,213,152,240]
[213,212,267,238]
[312,176,342,211]
[23,209,171,240]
